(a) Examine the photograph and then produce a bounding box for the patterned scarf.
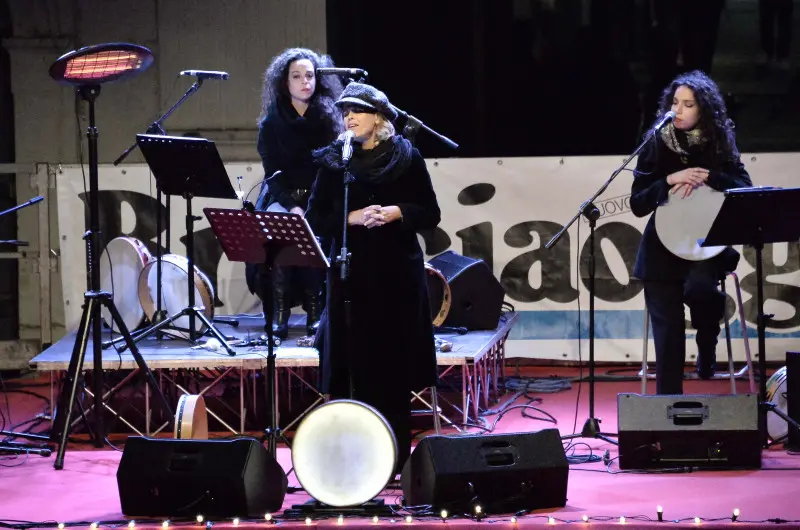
[659,121,708,156]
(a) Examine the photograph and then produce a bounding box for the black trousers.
[644,260,726,395]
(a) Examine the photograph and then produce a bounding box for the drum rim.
[425,262,452,327]
[291,399,398,507]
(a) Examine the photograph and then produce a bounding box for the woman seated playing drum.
[631,70,752,395]
[306,82,441,475]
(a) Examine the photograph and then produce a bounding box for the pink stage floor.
[2,366,800,529]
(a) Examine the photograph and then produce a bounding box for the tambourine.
[174,394,208,440]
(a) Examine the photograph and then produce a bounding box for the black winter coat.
[630,132,752,282]
[306,136,440,396]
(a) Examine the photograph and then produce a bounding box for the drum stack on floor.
[99,236,216,337]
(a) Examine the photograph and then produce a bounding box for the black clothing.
[246,98,336,333]
[306,135,440,472]
[631,130,752,394]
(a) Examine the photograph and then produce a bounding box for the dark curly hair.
[258,47,343,136]
[654,70,740,161]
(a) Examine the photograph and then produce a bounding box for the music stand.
[700,186,800,447]
[107,135,239,355]
[204,207,329,456]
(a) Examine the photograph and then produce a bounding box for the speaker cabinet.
[787,351,800,451]
[117,436,287,517]
[400,429,568,513]
[426,250,505,331]
[617,393,761,470]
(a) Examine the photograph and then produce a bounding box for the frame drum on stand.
[766,367,789,442]
[99,236,153,332]
[138,254,215,337]
[655,184,727,261]
[291,400,397,507]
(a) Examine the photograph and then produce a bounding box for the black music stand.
[204,207,329,456]
[108,135,239,355]
[700,186,800,447]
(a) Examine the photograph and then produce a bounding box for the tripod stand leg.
[51,296,95,470]
[193,310,236,356]
[102,295,175,420]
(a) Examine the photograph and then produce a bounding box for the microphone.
[651,110,676,133]
[179,70,230,80]
[316,67,368,77]
[341,131,355,164]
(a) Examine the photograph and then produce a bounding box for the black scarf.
[266,98,332,168]
[314,135,414,185]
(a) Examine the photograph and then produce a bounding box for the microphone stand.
[547,124,665,445]
[0,197,55,457]
[105,78,207,347]
[390,103,458,150]
[336,156,356,398]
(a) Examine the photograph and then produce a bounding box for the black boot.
[271,267,290,340]
[304,289,321,337]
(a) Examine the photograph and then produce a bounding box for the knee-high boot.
[304,287,321,337]
[271,266,290,340]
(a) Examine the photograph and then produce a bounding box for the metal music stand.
[105,135,239,355]
[203,207,329,456]
[700,186,800,447]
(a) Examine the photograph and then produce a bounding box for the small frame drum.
[138,254,215,336]
[99,236,153,332]
[174,394,208,440]
[766,366,789,441]
[291,399,397,507]
[655,184,727,261]
[425,262,452,327]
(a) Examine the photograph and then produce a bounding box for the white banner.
[55,153,800,362]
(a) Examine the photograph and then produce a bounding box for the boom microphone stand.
[108,74,222,345]
[546,112,676,445]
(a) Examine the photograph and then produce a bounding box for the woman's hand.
[667,167,709,187]
[290,206,305,216]
[666,167,709,199]
[348,204,382,226]
[364,205,402,228]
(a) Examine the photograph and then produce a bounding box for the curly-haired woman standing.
[631,70,753,395]
[248,48,344,339]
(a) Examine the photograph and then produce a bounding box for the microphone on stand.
[342,131,355,164]
[317,67,368,78]
[650,110,677,133]
[179,70,230,80]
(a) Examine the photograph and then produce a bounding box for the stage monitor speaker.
[117,436,288,517]
[400,428,568,514]
[617,393,762,470]
[786,351,800,451]
[426,250,505,331]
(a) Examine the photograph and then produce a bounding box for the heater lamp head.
[49,42,153,86]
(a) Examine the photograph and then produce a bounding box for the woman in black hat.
[247,48,343,338]
[306,82,441,475]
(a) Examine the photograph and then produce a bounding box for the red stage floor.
[2,366,800,529]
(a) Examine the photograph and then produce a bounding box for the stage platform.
[1,366,799,530]
[28,311,519,436]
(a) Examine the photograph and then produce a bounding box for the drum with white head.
[138,254,215,336]
[766,367,789,441]
[99,236,153,332]
[291,399,397,507]
[655,184,727,261]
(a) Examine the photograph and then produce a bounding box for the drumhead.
[766,367,788,441]
[655,184,726,261]
[138,254,214,333]
[100,237,151,332]
[292,399,397,507]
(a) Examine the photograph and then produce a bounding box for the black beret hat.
[335,82,398,121]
